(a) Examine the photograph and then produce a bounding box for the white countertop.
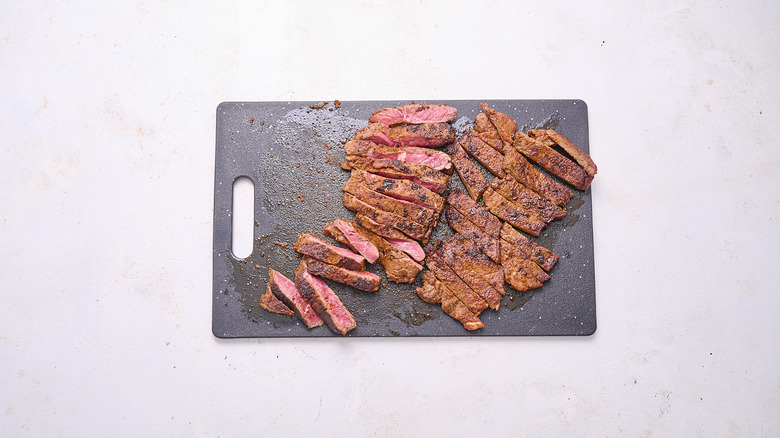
[2,1,778,436]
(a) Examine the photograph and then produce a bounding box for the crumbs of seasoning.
[260,120,265,125]
[254,264,261,269]
[273,241,289,249]
[334,100,341,108]
[297,193,305,202]
[295,163,300,168]
[309,101,328,109]
[250,117,254,125]
[326,144,332,150]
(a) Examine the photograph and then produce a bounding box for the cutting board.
[212,100,596,337]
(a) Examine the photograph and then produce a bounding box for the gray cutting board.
[213,100,596,337]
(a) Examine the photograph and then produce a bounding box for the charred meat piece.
[295,261,357,335]
[439,235,504,310]
[343,193,430,242]
[341,156,449,194]
[424,241,489,315]
[500,222,559,272]
[446,189,501,239]
[528,129,597,177]
[415,270,443,304]
[444,205,500,263]
[416,270,484,331]
[355,214,425,262]
[479,102,517,145]
[354,122,456,148]
[259,286,294,316]
[302,256,381,292]
[350,170,444,212]
[445,141,489,201]
[342,178,438,228]
[483,187,547,237]
[345,139,452,173]
[354,222,422,283]
[323,219,380,264]
[460,130,507,178]
[369,103,458,125]
[294,233,366,272]
[267,268,324,328]
[500,243,551,284]
[503,146,573,207]
[501,258,545,292]
[490,177,567,224]
[514,132,594,191]
[450,233,505,294]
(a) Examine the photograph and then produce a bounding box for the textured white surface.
[1,1,779,436]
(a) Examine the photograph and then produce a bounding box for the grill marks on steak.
[267,268,324,328]
[355,122,456,148]
[514,132,594,191]
[341,156,449,194]
[424,243,489,315]
[529,129,598,177]
[446,189,502,239]
[294,233,366,271]
[302,256,381,292]
[295,261,357,335]
[345,140,452,173]
[503,146,573,207]
[500,222,559,272]
[446,141,489,201]
[439,235,504,310]
[349,170,444,213]
[459,130,507,178]
[369,103,458,125]
[342,177,438,228]
[323,219,380,264]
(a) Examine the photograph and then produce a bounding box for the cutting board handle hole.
[231,176,255,259]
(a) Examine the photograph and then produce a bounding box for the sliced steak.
[342,177,437,228]
[267,268,324,328]
[302,256,381,292]
[294,233,366,272]
[341,156,449,194]
[355,214,425,262]
[503,146,573,207]
[490,177,567,224]
[323,219,380,264]
[474,112,500,142]
[480,102,517,145]
[345,139,452,172]
[514,132,594,191]
[444,205,500,263]
[528,129,597,177]
[445,141,489,201]
[501,258,545,292]
[460,130,506,178]
[355,122,456,148]
[477,132,505,154]
[500,243,551,284]
[350,169,444,212]
[424,241,489,315]
[259,286,294,316]
[343,193,429,242]
[446,189,501,239]
[416,270,484,331]
[500,222,559,272]
[450,233,505,294]
[369,103,458,125]
[483,187,547,237]
[415,270,443,304]
[439,236,504,310]
[295,261,357,335]
[354,222,423,283]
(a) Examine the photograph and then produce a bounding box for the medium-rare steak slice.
[514,132,594,191]
[369,103,458,125]
[267,268,324,328]
[446,189,501,239]
[490,177,567,224]
[480,102,517,145]
[323,219,380,264]
[295,261,357,335]
[343,193,429,242]
[445,141,489,201]
[483,187,547,237]
[294,233,366,272]
[424,241,489,315]
[503,146,573,207]
[345,140,452,172]
[350,170,444,212]
[528,129,597,177]
[341,156,449,194]
[354,122,456,148]
[500,243,551,284]
[353,222,422,283]
[444,205,500,263]
[460,130,507,178]
[355,214,425,262]
[439,236,504,310]
[342,178,438,228]
[302,256,381,292]
[259,287,294,316]
[416,270,484,331]
[500,222,559,272]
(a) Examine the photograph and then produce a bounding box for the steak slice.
[446,189,501,239]
[503,146,573,207]
[480,102,517,145]
[500,243,551,284]
[490,177,567,224]
[477,132,505,154]
[444,205,500,263]
[294,233,366,272]
[416,270,484,331]
[355,214,425,262]
[500,222,559,272]
[350,170,444,212]
[528,129,597,177]
[460,130,507,178]
[450,233,505,294]
[353,222,423,283]
[302,256,381,292]
[439,235,504,310]
[355,122,456,148]
[323,219,380,264]
[474,112,500,142]
[514,132,594,191]
[342,178,437,228]
[345,139,452,172]
[295,261,357,335]
[343,193,429,242]
[483,187,547,237]
[341,156,449,194]
[267,268,324,328]
[424,241,489,315]
[369,103,458,125]
[445,141,489,201]
[501,258,545,292]
[259,286,294,316]
[415,270,443,304]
